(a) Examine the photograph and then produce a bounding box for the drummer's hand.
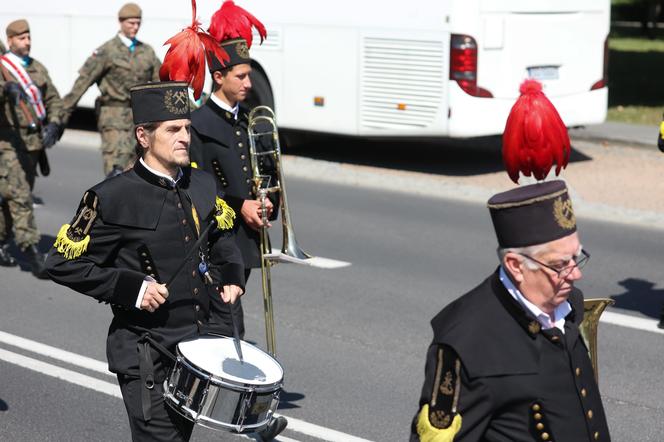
[220,284,244,304]
[142,282,169,313]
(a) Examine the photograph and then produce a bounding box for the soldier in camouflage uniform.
[0,19,58,278]
[62,3,161,176]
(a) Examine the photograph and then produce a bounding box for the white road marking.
[0,332,374,442]
[600,312,664,335]
[0,330,113,376]
[0,347,121,398]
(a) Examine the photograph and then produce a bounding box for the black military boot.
[257,416,288,441]
[0,241,18,267]
[23,245,49,279]
[658,306,664,330]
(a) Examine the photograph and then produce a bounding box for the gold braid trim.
[215,196,236,230]
[53,224,91,260]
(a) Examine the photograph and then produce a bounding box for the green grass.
[607,26,664,124]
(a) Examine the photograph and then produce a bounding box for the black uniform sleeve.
[46,191,145,308]
[411,344,492,442]
[207,186,245,290]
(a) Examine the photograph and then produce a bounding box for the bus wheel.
[246,69,274,110]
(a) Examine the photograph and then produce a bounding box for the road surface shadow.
[610,277,664,319]
[282,130,592,177]
[5,235,56,276]
[277,389,305,410]
[0,398,7,411]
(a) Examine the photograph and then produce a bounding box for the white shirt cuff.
[135,276,157,309]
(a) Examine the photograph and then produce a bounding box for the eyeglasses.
[518,249,590,279]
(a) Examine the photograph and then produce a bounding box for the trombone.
[247,105,311,357]
[580,298,614,382]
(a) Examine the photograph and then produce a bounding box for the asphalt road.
[1,139,663,441]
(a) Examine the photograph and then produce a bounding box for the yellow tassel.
[416,404,462,442]
[215,196,236,230]
[190,161,199,169]
[53,224,91,260]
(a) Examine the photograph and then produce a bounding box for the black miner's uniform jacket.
[412,269,610,442]
[189,99,279,269]
[46,161,245,377]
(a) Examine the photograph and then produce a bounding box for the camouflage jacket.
[63,35,161,121]
[0,55,64,151]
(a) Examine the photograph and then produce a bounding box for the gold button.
[551,336,560,342]
[195,305,200,311]
[141,252,147,257]
[581,388,587,397]
[177,202,182,208]
[541,433,550,441]
[192,270,197,277]
[238,142,243,147]
[536,423,544,431]
[534,413,542,421]
[185,235,191,242]
[235,130,241,136]
[532,404,541,412]
[181,219,187,225]
[146,266,152,271]
[241,154,246,160]
[243,166,248,172]
[587,410,593,419]
[246,179,251,184]
[193,288,199,295]
[594,431,600,440]
[576,367,581,376]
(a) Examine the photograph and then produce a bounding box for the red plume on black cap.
[159,0,229,100]
[208,0,267,48]
[502,79,571,184]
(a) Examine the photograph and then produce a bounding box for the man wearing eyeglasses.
[412,180,611,442]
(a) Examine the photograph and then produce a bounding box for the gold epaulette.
[215,196,236,230]
[416,404,462,442]
[53,191,98,259]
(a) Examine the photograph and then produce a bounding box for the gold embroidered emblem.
[553,197,575,230]
[164,89,189,115]
[440,371,454,396]
[528,321,541,334]
[236,41,250,59]
[429,410,452,429]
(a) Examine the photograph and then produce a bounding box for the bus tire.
[246,68,274,110]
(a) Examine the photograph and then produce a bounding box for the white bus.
[1,0,609,138]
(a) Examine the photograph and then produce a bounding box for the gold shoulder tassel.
[215,196,236,230]
[54,224,91,260]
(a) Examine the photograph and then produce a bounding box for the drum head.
[178,336,283,386]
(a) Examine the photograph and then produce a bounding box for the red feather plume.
[159,0,229,100]
[502,79,570,183]
[208,0,267,48]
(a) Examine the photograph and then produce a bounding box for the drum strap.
[137,333,177,422]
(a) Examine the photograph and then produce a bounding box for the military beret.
[6,19,29,38]
[130,81,190,125]
[487,180,577,248]
[209,38,251,73]
[118,3,142,20]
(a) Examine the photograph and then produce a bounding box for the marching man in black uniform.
[46,81,245,442]
[189,1,277,348]
[412,80,611,441]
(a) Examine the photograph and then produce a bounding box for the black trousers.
[117,374,194,442]
[208,268,250,338]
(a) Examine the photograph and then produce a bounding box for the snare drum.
[163,335,283,433]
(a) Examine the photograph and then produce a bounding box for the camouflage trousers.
[0,142,41,249]
[98,106,136,175]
